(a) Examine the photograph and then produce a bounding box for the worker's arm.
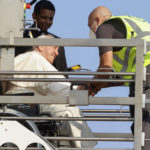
[89,22,125,96]
[91,23,114,90]
[89,50,112,94]
[89,50,122,96]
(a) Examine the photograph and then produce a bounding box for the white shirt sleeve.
[12,51,72,96]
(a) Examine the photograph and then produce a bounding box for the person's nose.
[55,48,59,56]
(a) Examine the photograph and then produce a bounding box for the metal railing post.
[134,40,146,150]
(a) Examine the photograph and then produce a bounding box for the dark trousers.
[129,65,150,150]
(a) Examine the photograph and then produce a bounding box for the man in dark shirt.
[88,6,124,93]
[16,0,67,71]
[88,6,150,150]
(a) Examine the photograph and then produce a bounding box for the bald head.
[88,6,112,30]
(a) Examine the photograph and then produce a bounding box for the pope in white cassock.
[5,35,97,148]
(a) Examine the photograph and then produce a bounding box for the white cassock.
[5,51,97,148]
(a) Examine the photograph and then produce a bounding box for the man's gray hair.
[32,34,54,49]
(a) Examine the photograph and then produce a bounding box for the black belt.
[144,85,150,92]
[4,92,34,96]
[143,110,150,122]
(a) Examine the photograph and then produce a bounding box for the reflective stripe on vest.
[111,16,150,85]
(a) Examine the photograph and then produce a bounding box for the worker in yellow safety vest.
[88,6,150,150]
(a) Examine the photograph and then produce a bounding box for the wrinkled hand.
[77,83,101,96]
[77,83,90,90]
[88,84,101,96]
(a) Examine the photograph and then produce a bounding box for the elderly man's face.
[41,45,59,64]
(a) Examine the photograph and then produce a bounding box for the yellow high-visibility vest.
[104,16,150,85]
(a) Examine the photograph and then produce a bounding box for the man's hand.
[89,83,101,96]
[77,83,101,96]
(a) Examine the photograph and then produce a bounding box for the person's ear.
[95,17,101,25]
[38,46,44,52]
[32,12,36,20]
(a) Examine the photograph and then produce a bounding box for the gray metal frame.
[0,38,146,150]
[0,1,148,149]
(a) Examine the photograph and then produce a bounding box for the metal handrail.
[0,38,146,149]
[0,116,134,121]
[84,114,130,118]
[0,77,135,83]
[0,71,135,76]
[81,109,130,113]
[0,38,144,47]
[44,136,134,142]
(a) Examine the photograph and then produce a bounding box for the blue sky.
[26,0,150,148]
